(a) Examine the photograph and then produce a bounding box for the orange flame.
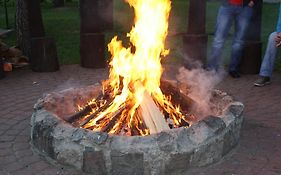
[82,0,189,135]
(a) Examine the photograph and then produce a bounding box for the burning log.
[79,100,113,127]
[134,81,170,134]
[100,105,125,133]
[139,90,169,134]
[66,104,95,123]
[67,89,112,124]
[160,79,195,111]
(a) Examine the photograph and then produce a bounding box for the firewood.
[132,108,148,136]
[100,104,125,133]
[66,104,94,123]
[109,112,128,135]
[139,89,170,134]
[79,99,113,127]
[160,79,195,111]
[129,81,170,134]
[67,90,111,123]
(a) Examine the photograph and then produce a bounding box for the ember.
[69,0,193,136]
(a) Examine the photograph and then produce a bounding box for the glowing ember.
[75,0,192,136]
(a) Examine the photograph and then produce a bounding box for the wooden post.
[30,37,59,72]
[4,0,9,29]
[27,0,45,38]
[27,0,59,72]
[79,0,113,68]
[240,0,263,74]
[182,0,208,67]
[0,58,5,79]
[80,33,106,68]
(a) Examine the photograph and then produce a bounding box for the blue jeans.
[207,4,253,72]
[259,32,279,77]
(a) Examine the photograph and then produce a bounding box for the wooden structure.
[0,57,4,79]
[240,0,263,74]
[182,0,208,67]
[27,0,59,72]
[30,37,59,72]
[80,0,113,68]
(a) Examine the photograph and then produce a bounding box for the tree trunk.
[16,0,31,58]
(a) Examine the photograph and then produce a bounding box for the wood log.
[160,79,195,112]
[67,104,94,123]
[30,36,59,72]
[100,105,125,133]
[0,58,5,79]
[67,90,112,124]
[135,82,169,134]
[80,33,105,68]
[80,99,113,127]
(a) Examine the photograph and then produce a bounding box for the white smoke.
[176,59,225,119]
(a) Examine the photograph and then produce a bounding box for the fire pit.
[31,84,243,175]
[31,0,244,174]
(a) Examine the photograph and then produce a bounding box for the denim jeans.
[207,4,253,72]
[259,32,279,77]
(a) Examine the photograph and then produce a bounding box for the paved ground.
[0,64,281,175]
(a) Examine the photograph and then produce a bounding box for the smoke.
[176,57,225,119]
[110,1,134,33]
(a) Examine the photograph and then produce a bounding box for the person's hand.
[248,1,254,7]
[275,33,281,47]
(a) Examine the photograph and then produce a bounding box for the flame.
[81,0,189,136]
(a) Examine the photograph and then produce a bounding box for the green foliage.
[0,1,280,69]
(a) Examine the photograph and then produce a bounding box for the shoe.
[254,76,271,87]
[229,71,241,78]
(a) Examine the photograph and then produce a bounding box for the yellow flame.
[83,0,189,135]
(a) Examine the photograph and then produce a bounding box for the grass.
[0,0,280,69]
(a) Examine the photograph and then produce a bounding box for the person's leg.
[259,32,279,77]
[229,6,253,73]
[207,5,234,71]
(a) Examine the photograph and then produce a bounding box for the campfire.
[31,1,245,173]
[67,0,193,136]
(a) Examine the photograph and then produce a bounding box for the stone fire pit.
[31,83,244,175]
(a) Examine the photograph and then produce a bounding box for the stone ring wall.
[30,87,244,175]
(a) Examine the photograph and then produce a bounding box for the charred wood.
[160,79,195,112]
[67,90,111,123]
[100,105,125,133]
[79,100,113,127]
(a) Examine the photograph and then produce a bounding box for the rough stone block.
[164,152,192,175]
[176,128,196,152]
[188,121,214,145]
[156,132,175,152]
[191,138,224,167]
[222,123,241,156]
[88,132,108,145]
[202,115,226,134]
[227,102,244,118]
[111,151,144,175]
[82,148,106,174]
[31,121,55,159]
[55,141,83,169]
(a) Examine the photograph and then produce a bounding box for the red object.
[229,0,243,5]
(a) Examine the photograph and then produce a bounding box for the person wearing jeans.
[254,4,281,87]
[207,0,255,78]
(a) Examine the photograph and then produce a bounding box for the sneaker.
[229,71,241,78]
[254,76,271,87]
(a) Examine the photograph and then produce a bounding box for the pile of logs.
[0,39,29,72]
[66,80,194,136]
